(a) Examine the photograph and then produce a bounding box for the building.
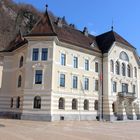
[0,5,139,121]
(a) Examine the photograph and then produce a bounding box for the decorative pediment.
[111,76,118,82]
[32,63,45,69]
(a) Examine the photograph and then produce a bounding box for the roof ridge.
[112,31,135,48]
[96,30,112,37]
[61,23,96,39]
[28,17,42,35]
[45,6,56,35]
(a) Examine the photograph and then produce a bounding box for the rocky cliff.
[0,0,41,50]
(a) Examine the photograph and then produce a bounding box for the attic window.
[90,42,96,48]
[119,51,129,62]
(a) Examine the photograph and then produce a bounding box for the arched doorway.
[112,102,117,116]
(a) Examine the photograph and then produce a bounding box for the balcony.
[118,92,137,100]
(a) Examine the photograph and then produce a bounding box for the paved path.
[0,119,140,140]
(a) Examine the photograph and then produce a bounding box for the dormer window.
[90,42,96,48]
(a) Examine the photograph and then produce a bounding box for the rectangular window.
[42,48,48,61]
[85,59,89,71]
[61,53,66,66]
[32,48,39,61]
[73,76,78,89]
[84,78,89,90]
[95,80,99,91]
[60,74,65,87]
[122,83,128,93]
[133,85,136,93]
[95,62,99,72]
[35,70,42,84]
[112,81,117,92]
[73,56,78,68]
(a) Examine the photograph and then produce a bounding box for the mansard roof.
[96,30,135,53]
[27,8,100,53]
[28,8,135,54]
[0,6,137,54]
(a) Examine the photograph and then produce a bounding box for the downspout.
[102,53,104,120]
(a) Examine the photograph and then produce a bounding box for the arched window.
[115,62,120,75]
[11,98,13,108]
[84,99,89,110]
[127,65,131,77]
[58,98,65,109]
[18,75,22,88]
[34,96,41,109]
[94,100,98,111]
[72,99,78,110]
[16,97,20,108]
[120,51,129,62]
[134,67,137,78]
[122,63,126,76]
[110,60,114,73]
[19,56,24,68]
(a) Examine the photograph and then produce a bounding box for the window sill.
[33,108,41,110]
[60,64,66,66]
[34,84,43,85]
[33,84,44,89]
[84,89,89,91]
[72,88,78,90]
[59,86,66,89]
[94,90,99,92]
[59,109,65,110]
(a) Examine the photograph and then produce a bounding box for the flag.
[100,73,103,82]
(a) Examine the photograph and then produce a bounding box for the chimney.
[56,17,63,28]
[83,27,88,36]
[69,24,75,28]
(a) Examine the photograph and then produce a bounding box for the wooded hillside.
[0,0,41,50]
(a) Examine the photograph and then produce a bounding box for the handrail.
[118,92,136,98]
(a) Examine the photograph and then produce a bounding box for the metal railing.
[118,92,136,99]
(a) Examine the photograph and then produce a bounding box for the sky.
[14,0,140,54]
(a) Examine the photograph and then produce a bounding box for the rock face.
[0,0,41,50]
